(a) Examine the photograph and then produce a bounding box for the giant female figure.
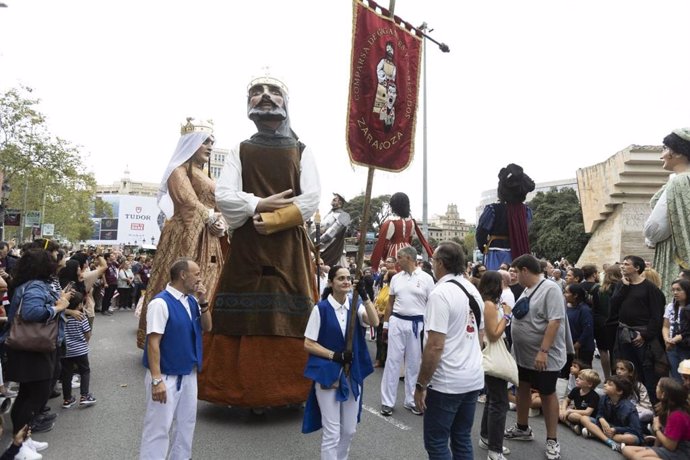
[370,192,433,272]
[645,128,690,302]
[136,119,225,348]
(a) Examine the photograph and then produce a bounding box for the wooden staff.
[314,210,322,295]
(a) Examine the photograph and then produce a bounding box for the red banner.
[346,0,422,172]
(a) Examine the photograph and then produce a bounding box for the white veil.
[157,131,211,219]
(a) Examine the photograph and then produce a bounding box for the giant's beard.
[248,106,287,122]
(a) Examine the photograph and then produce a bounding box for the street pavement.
[2,312,628,459]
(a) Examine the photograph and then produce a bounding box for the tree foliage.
[0,86,97,242]
[528,187,590,262]
[411,236,439,257]
[94,197,114,219]
[341,193,391,236]
[463,232,476,253]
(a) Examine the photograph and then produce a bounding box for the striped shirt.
[64,316,91,358]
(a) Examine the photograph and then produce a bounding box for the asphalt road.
[1,312,628,459]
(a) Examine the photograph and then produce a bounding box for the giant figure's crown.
[180,117,214,136]
[247,68,289,96]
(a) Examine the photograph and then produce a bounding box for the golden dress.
[136,165,224,348]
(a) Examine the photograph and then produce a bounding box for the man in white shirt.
[414,241,484,459]
[140,258,212,460]
[380,246,434,416]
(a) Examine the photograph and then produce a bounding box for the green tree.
[463,232,477,254]
[528,187,590,262]
[342,193,391,236]
[411,236,438,257]
[94,197,114,218]
[0,86,97,242]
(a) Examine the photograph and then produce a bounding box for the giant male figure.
[198,75,321,408]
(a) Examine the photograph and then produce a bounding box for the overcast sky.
[1,0,688,223]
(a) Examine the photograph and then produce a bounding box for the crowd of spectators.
[0,239,152,459]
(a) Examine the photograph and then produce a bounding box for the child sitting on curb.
[580,374,642,452]
[559,368,601,434]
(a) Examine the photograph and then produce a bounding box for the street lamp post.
[19,177,28,242]
[19,118,40,242]
[416,22,450,260]
[419,22,429,246]
[0,178,10,241]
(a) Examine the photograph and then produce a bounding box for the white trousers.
[140,369,198,460]
[315,384,360,460]
[381,315,422,408]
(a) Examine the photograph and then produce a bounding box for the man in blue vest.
[139,257,212,460]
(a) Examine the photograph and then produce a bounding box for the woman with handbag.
[3,248,71,438]
[478,271,515,460]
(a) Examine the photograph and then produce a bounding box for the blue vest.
[301,298,373,434]
[142,290,203,375]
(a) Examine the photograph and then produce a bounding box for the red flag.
[346,0,422,172]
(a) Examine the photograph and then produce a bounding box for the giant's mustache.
[251,94,279,109]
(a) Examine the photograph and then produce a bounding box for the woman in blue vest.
[302,265,379,460]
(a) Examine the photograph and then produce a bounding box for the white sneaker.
[14,443,43,460]
[24,438,48,452]
[528,407,541,417]
[478,437,511,455]
[545,439,561,460]
[71,375,80,389]
[487,451,507,460]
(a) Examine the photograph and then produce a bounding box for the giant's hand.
[256,189,295,213]
[253,214,268,235]
[209,218,226,237]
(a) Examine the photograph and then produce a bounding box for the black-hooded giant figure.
[476,164,535,270]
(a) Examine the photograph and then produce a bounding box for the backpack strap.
[446,279,482,328]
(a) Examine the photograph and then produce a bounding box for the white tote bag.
[482,323,519,385]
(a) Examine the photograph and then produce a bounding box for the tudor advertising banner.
[86,194,161,245]
[346,0,422,172]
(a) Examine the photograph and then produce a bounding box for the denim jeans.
[668,346,690,382]
[480,375,509,453]
[423,388,479,460]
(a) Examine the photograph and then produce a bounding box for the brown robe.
[198,141,314,407]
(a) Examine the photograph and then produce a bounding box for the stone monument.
[576,145,670,267]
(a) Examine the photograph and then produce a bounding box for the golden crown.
[247,69,289,96]
[180,117,214,136]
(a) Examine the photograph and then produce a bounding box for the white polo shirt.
[389,268,435,316]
